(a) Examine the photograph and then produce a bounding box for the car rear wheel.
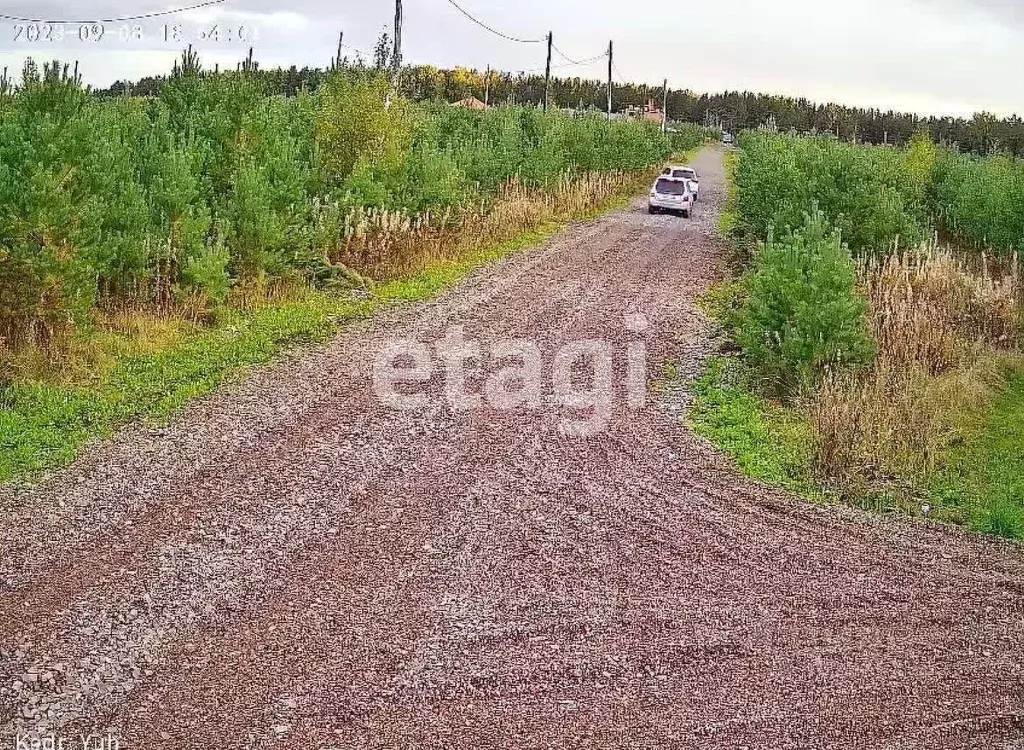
[648,206,659,215]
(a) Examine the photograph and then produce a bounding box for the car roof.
[655,176,689,183]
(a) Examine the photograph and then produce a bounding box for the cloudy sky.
[0,0,1019,117]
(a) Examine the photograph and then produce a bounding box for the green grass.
[687,279,817,497]
[0,196,632,484]
[688,354,1024,542]
[717,148,740,239]
[932,372,1024,540]
[688,357,818,496]
[0,294,368,481]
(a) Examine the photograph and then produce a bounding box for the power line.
[0,0,228,24]
[519,58,609,75]
[551,43,607,67]
[442,0,547,43]
[571,52,610,66]
[612,61,628,86]
[336,40,604,77]
[340,41,374,59]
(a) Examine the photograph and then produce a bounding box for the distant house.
[640,99,664,123]
[451,96,489,111]
[622,99,664,124]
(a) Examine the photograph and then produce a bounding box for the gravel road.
[2,148,1023,749]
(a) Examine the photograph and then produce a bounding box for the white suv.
[661,165,699,201]
[648,176,694,217]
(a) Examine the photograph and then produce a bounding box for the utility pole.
[331,31,344,70]
[544,31,552,112]
[392,0,403,85]
[606,40,613,119]
[484,65,491,106]
[661,78,668,132]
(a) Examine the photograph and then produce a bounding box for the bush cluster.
[721,129,1024,539]
[934,150,1024,253]
[732,131,932,254]
[0,55,678,353]
[734,129,1024,256]
[729,130,1024,394]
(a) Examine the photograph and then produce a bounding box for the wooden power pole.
[606,40,613,119]
[544,32,552,111]
[484,65,491,106]
[392,0,403,85]
[332,31,344,70]
[661,78,668,132]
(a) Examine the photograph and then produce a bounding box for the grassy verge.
[691,131,1024,541]
[688,357,818,496]
[688,354,1024,539]
[0,183,643,484]
[933,371,1024,538]
[716,148,740,239]
[689,281,1024,541]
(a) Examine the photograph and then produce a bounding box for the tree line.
[87,38,1024,157]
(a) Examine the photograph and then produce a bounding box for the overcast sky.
[0,0,1019,117]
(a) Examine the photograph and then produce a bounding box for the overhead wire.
[612,62,628,86]
[433,0,624,94]
[518,57,607,75]
[0,0,229,24]
[551,43,607,67]
[441,0,547,44]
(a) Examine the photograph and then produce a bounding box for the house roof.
[451,96,489,110]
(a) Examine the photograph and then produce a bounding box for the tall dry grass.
[860,247,1020,374]
[331,170,642,280]
[810,245,1022,503]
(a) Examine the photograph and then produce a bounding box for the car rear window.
[655,179,688,195]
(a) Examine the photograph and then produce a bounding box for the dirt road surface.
[2,149,1023,749]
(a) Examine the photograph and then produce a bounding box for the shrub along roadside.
[691,133,1024,540]
[731,131,931,254]
[691,267,1023,537]
[0,55,687,372]
[733,209,874,397]
[0,169,655,484]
